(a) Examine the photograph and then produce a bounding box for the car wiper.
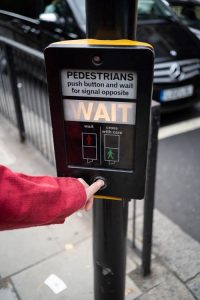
[157,14,174,21]
[138,14,174,22]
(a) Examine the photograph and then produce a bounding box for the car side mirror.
[39,12,65,28]
[39,12,58,23]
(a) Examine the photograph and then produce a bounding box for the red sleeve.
[0,165,87,230]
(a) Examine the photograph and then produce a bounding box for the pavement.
[0,113,200,300]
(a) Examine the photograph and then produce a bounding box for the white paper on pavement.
[44,274,67,294]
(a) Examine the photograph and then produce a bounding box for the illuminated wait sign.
[63,100,136,125]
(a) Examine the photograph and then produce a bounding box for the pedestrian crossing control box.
[44,39,154,199]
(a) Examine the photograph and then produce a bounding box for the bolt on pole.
[85,0,139,299]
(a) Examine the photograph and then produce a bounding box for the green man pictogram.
[107,148,114,160]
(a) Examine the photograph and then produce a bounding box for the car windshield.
[170,2,200,26]
[73,0,85,16]
[67,0,86,30]
[72,0,172,24]
[138,0,172,20]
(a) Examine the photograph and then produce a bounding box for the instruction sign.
[61,69,137,99]
[61,69,137,171]
[60,67,137,171]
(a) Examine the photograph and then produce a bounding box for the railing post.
[132,199,137,249]
[142,101,160,276]
[86,0,138,299]
[5,45,25,142]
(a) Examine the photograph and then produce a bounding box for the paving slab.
[11,236,142,300]
[0,212,91,278]
[136,273,195,300]
[0,279,18,300]
[129,260,169,292]
[47,211,92,249]
[130,260,195,300]
[126,256,137,274]
[0,226,60,278]
[0,114,55,176]
[12,238,94,300]
[153,210,200,282]
[128,208,200,283]
[125,275,141,300]
[11,237,139,300]
[187,273,200,299]
[0,139,16,166]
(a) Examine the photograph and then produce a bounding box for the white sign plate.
[61,69,137,99]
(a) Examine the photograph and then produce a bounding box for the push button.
[92,176,108,191]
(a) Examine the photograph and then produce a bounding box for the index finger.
[86,179,105,200]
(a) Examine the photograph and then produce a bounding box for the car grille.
[154,59,200,83]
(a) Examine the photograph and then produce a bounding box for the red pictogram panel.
[83,133,97,147]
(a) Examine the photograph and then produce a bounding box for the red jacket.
[0,165,86,230]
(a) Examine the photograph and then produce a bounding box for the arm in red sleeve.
[0,165,87,230]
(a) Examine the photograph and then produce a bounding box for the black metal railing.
[0,37,55,164]
[0,46,17,126]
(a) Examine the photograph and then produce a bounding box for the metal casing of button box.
[44,39,154,199]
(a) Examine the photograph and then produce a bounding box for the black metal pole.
[5,45,25,142]
[93,200,128,300]
[142,101,160,276]
[86,0,138,299]
[86,0,138,40]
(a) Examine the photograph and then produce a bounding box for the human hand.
[78,178,105,211]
